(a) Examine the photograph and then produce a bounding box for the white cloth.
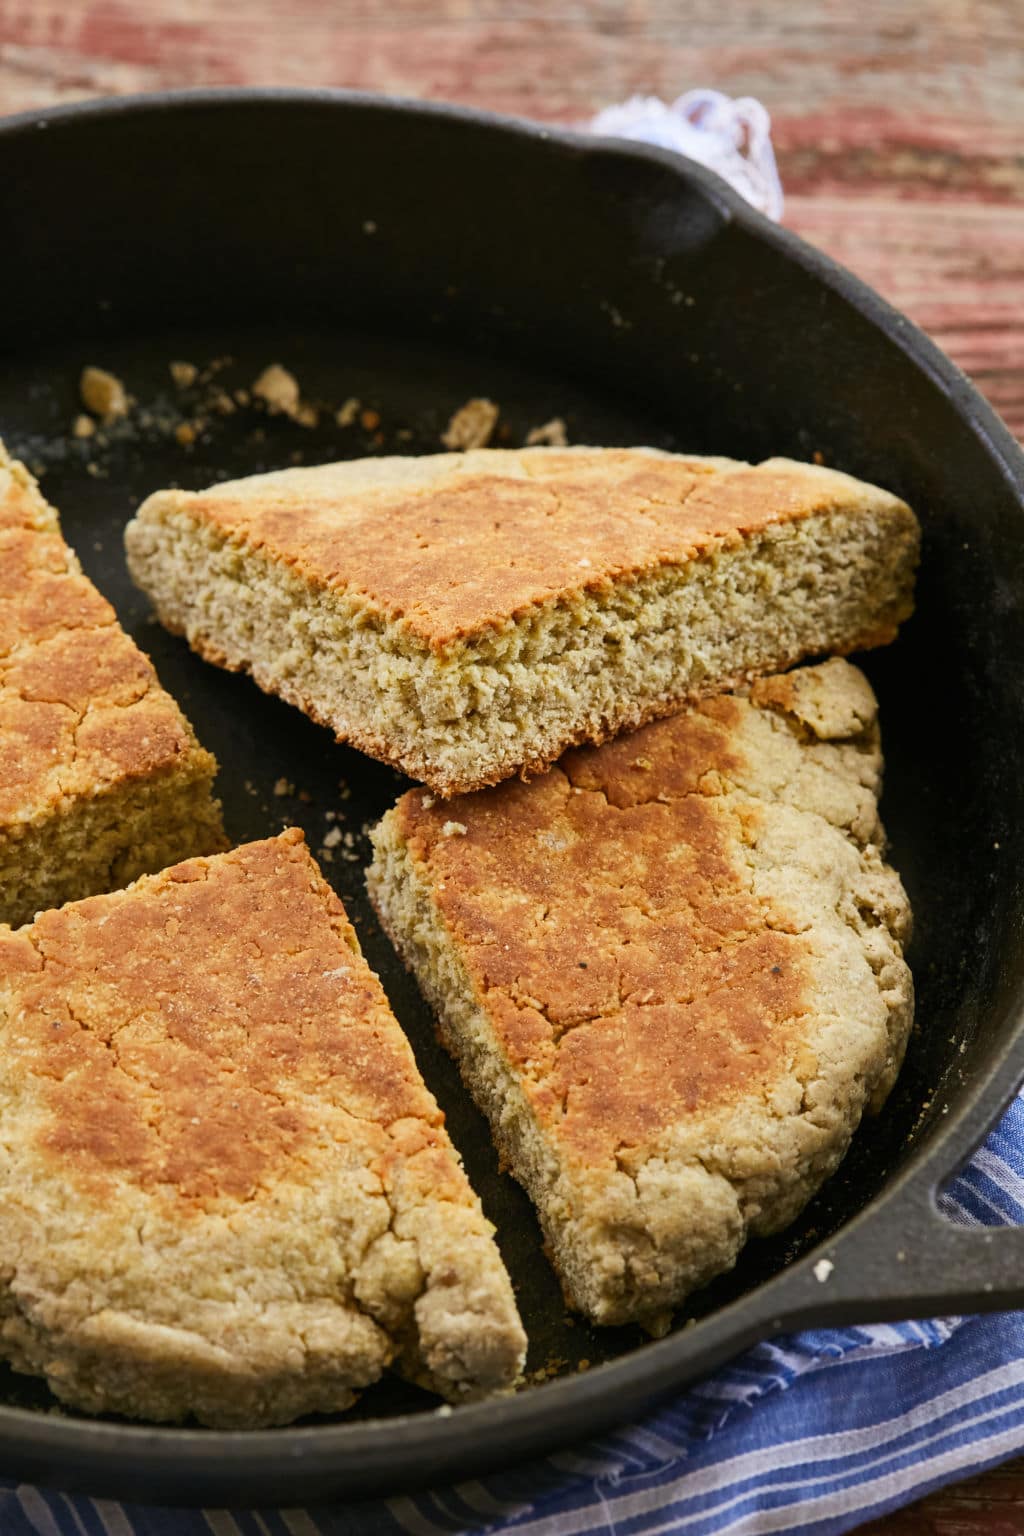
[591,89,784,220]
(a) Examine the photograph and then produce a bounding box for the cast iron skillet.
[2,89,1024,1507]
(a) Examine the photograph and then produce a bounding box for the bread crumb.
[174,422,196,448]
[169,361,198,389]
[526,417,568,448]
[253,364,302,417]
[442,398,498,451]
[442,821,468,838]
[336,397,361,428]
[211,390,236,416]
[813,1258,834,1283]
[273,778,294,797]
[72,414,95,440]
[322,826,343,849]
[252,365,321,429]
[360,408,381,432]
[234,389,251,408]
[197,355,233,386]
[80,366,129,423]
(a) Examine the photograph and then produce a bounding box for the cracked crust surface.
[0,443,226,926]
[367,659,914,1326]
[125,446,920,794]
[0,829,525,1426]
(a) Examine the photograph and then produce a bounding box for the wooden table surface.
[1,1,1022,1529]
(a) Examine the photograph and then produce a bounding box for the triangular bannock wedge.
[367,660,914,1329]
[0,442,226,926]
[0,830,526,1426]
[124,447,919,796]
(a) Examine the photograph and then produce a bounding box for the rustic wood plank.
[786,194,1024,437]
[858,1461,1024,1535]
[0,0,1021,122]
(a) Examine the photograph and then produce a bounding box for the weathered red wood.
[859,1461,1024,1536]
[785,194,1024,436]
[1,1,1022,1528]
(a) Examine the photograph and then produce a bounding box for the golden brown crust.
[144,448,917,650]
[0,526,113,659]
[0,830,526,1422]
[127,447,919,797]
[14,830,457,1209]
[0,443,226,925]
[369,660,914,1323]
[0,448,210,825]
[392,703,813,1165]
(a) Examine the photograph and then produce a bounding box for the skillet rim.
[2,84,1024,1501]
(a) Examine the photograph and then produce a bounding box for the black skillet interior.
[2,91,1024,1501]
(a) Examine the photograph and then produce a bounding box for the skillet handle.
[767,1112,1024,1327]
[773,1173,1024,1330]
[795,1213,1024,1327]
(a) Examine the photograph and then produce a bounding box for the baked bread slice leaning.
[0,442,226,926]
[124,447,919,796]
[367,659,913,1328]
[0,829,525,1426]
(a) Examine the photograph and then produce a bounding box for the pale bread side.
[125,447,919,794]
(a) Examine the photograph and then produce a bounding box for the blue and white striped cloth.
[5,1088,1024,1536]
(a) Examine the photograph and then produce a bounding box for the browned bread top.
[383,658,904,1174]
[137,447,918,650]
[0,829,526,1423]
[369,659,912,1324]
[0,444,212,826]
